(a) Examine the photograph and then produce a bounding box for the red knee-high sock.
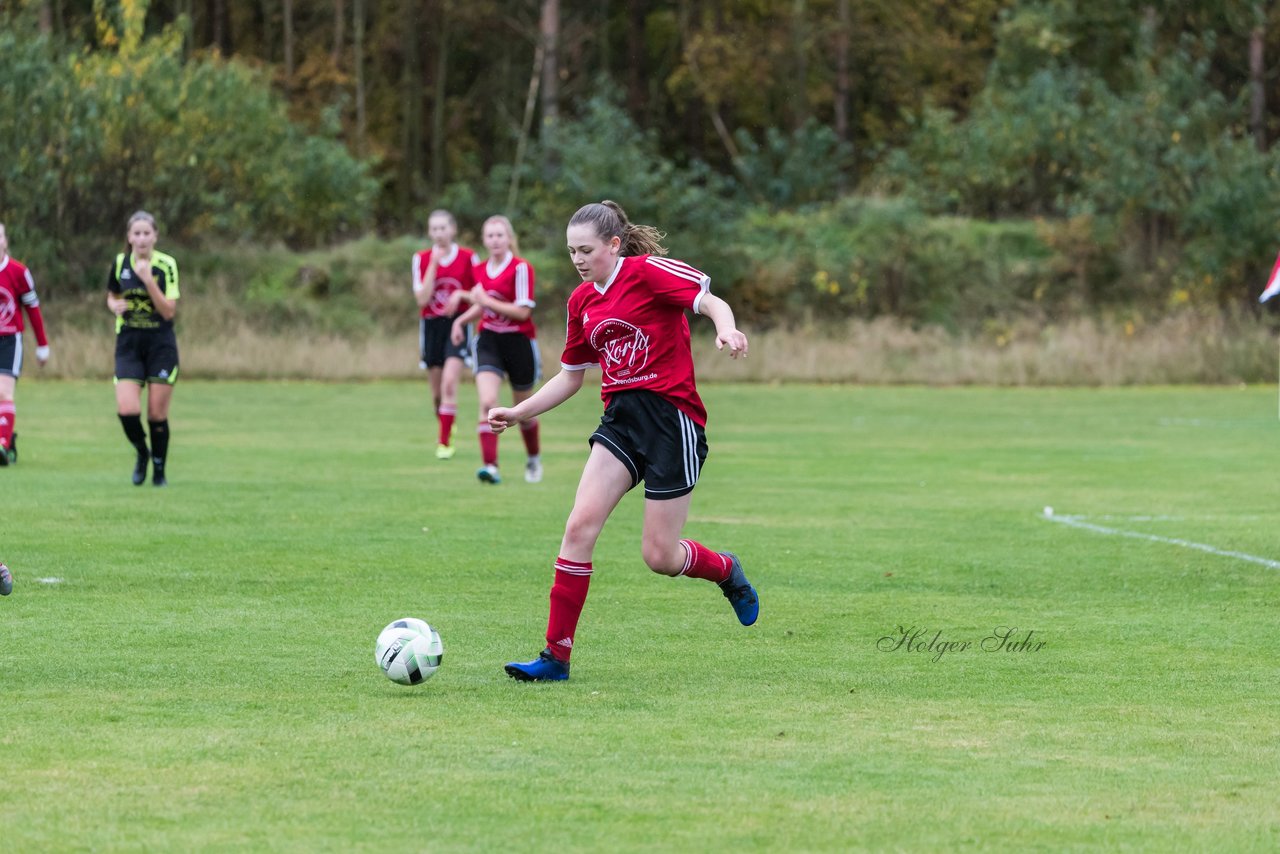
[0,401,13,450]
[678,539,731,583]
[438,404,456,446]
[519,418,540,457]
[545,557,593,661]
[478,421,498,466]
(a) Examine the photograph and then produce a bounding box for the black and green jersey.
[107,251,180,332]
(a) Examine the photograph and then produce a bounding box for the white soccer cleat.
[524,457,543,483]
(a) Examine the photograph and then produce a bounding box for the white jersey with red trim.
[412,244,478,319]
[561,254,712,426]
[0,255,45,342]
[474,253,537,337]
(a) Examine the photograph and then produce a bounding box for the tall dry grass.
[35,306,1279,386]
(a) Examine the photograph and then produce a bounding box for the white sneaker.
[524,457,543,483]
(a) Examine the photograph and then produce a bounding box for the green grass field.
[3,380,1279,851]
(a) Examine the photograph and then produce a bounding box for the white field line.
[1044,512,1280,570]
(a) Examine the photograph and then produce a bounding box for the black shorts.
[115,327,180,385]
[419,316,472,368]
[475,331,541,391]
[0,334,21,377]
[590,390,708,500]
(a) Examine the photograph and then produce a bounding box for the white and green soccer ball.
[375,618,444,685]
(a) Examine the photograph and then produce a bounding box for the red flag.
[1261,251,1280,303]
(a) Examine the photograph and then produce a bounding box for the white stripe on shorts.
[2,334,22,377]
[678,409,697,490]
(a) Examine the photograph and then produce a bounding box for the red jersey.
[474,253,536,338]
[561,254,711,425]
[0,255,48,345]
[412,244,478,319]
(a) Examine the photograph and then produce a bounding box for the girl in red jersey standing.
[488,201,758,681]
[450,215,543,485]
[413,209,478,459]
[0,222,51,468]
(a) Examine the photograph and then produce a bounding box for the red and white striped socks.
[437,404,456,447]
[545,557,593,662]
[678,539,731,583]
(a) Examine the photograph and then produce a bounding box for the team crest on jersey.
[0,291,14,326]
[431,276,461,311]
[591,318,651,381]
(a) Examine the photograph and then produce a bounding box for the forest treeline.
[3,1,1280,331]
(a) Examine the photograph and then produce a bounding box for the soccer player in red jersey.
[413,209,478,460]
[0,222,51,467]
[106,211,180,486]
[450,215,543,485]
[489,201,758,681]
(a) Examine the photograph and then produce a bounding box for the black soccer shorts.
[420,316,472,368]
[115,327,180,385]
[474,330,541,391]
[0,334,22,377]
[589,389,709,500]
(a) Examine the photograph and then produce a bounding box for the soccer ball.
[375,618,444,685]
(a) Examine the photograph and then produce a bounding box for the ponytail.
[568,200,667,257]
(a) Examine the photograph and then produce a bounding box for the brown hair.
[428,209,457,228]
[568,200,667,257]
[125,210,158,255]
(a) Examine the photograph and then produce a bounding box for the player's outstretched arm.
[698,293,749,358]
[488,368,586,434]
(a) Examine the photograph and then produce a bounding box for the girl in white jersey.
[487,200,758,681]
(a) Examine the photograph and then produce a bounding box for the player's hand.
[36,345,50,366]
[108,297,127,316]
[716,329,749,359]
[134,258,152,281]
[450,322,464,346]
[469,284,488,306]
[487,406,517,434]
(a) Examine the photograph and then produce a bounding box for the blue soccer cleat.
[477,464,502,484]
[718,552,759,626]
[504,648,570,681]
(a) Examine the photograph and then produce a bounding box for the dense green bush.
[729,196,1081,330]
[874,9,1280,309]
[0,15,376,292]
